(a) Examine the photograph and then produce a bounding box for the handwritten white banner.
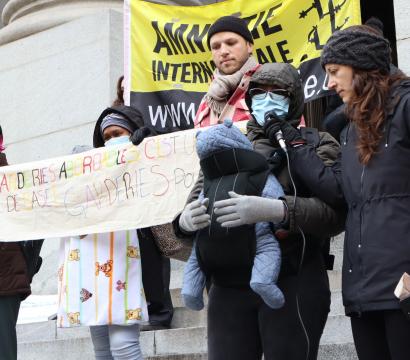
[0,128,203,241]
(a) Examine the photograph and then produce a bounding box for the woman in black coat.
[266,25,410,360]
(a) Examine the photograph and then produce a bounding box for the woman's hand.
[214,191,286,228]
[264,115,305,147]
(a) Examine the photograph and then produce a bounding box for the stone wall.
[394,0,410,75]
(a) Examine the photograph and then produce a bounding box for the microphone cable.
[284,148,310,360]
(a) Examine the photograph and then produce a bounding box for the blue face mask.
[104,135,130,147]
[251,92,290,126]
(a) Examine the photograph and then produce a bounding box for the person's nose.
[327,76,337,90]
[220,43,229,57]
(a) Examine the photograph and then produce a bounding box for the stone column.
[0,0,122,45]
[394,0,410,75]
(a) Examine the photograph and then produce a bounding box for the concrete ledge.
[0,0,122,46]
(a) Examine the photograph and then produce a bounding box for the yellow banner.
[129,0,361,93]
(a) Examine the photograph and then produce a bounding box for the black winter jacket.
[288,80,410,315]
[247,121,346,276]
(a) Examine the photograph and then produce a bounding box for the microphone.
[264,111,287,153]
[275,130,287,153]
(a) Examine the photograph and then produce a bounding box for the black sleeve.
[289,145,345,208]
[283,195,346,237]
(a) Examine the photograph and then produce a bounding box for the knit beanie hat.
[364,17,384,35]
[321,26,391,73]
[207,16,253,47]
[100,113,135,136]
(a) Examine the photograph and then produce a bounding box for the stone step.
[170,270,342,307]
[20,270,342,326]
[146,355,207,360]
[328,270,342,291]
[319,343,357,360]
[17,307,354,359]
[17,290,345,340]
[171,289,344,329]
[18,324,356,360]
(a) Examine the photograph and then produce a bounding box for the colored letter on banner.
[125,0,361,133]
[0,129,201,241]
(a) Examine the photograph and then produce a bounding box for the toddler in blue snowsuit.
[182,120,285,310]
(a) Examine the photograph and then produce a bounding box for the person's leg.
[90,325,113,360]
[260,255,330,360]
[139,229,173,329]
[207,284,262,360]
[350,311,390,360]
[0,295,21,360]
[108,324,143,360]
[181,241,206,310]
[147,256,174,328]
[384,309,410,360]
[250,225,284,309]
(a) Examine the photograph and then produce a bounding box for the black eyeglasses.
[249,88,290,100]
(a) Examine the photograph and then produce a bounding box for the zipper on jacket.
[343,121,352,146]
[360,166,365,194]
[209,176,223,238]
[357,165,366,314]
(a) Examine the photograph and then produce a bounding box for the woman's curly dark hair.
[112,75,124,106]
[346,69,409,165]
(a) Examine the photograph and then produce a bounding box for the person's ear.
[247,42,254,55]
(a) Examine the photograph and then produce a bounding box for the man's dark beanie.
[321,26,391,73]
[207,16,253,47]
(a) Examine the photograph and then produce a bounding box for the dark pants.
[139,232,173,326]
[0,295,21,360]
[207,255,330,360]
[148,256,173,326]
[351,310,410,360]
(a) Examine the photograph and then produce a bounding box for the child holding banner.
[57,107,153,359]
[105,88,177,331]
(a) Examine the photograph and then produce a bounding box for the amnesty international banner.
[126,0,361,133]
[0,128,205,242]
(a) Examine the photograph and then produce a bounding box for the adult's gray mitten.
[214,191,285,228]
[179,198,211,233]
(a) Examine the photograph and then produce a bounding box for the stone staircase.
[17,234,358,359]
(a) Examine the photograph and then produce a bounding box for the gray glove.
[179,198,211,233]
[214,191,286,228]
